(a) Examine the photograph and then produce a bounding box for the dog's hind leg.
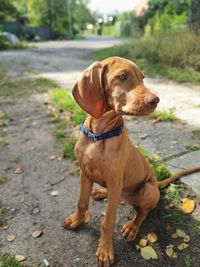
[121,177,160,241]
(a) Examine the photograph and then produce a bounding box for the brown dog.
[64,57,200,266]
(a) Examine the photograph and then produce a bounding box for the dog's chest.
[75,140,114,185]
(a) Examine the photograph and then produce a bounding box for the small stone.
[32,229,43,239]
[50,190,59,197]
[32,206,40,215]
[43,258,49,266]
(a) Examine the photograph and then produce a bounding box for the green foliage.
[94,28,200,84]
[0,77,57,97]
[185,144,200,151]
[12,0,95,38]
[63,137,76,160]
[115,12,142,37]
[149,108,177,121]
[150,161,171,181]
[0,255,21,267]
[0,0,17,21]
[49,89,86,126]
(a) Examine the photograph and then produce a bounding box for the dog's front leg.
[96,178,122,267]
[64,171,93,230]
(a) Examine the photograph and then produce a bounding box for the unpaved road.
[1,37,200,267]
[0,36,200,128]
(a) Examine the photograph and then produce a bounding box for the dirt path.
[0,36,200,128]
[1,37,200,267]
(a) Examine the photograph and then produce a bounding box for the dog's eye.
[118,74,127,81]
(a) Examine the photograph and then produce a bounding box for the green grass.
[0,174,8,184]
[184,256,193,267]
[0,201,7,215]
[63,137,77,160]
[149,108,177,121]
[49,89,86,126]
[0,255,21,267]
[0,77,58,98]
[185,144,200,151]
[93,29,200,84]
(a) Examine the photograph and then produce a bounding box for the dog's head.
[72,57,159,118]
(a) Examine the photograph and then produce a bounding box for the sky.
[88,0,140,15]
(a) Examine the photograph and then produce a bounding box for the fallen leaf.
[139,238,148,247]
[171,233,178,239]
[177,242,189,251]
[32,229,43,239]
[180,198,195,214]
[151,153,160,160]
[6,234,16,242]
[101,211,106,216]
[15,255,26,262]
[171,140,178,144]
[183,235,190,243]
[140,246,158,260]
[136,245,140,250]
[50,190,59,197]
[165,248,177,259]
[176,229,186,238]
[0,222,9,230]
[14,166,24,174]
[49,155,56,160]
[147,232,157,243]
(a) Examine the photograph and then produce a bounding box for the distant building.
[134,0,149,16]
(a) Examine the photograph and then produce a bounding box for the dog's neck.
[84,110,123,134]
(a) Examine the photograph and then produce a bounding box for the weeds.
[0,174,8,184]
[149,108,176,121]
[184,255,193,267]
[185,144,200,151]
[0,77,58,98]
[93,29,200,84]
[0,255,21,267]
[49,89,86,126]
[63,137,77,160]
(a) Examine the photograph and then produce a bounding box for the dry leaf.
[180,198,195,214]
[15,255,26,262]
[165,248,177,259]
[49,155,56,160]
[43,258,49,266]
[136,245,140,250]
[183,235,190,243]
[0,222,9,230]
[139,238,148,247]
[32,229,43,239]
[140,246,158,260]
[101,211,106,216]
[151,153,160,160]
[171,233,178,239]
[147,232,157,243]
[176,229,186,238]
[177,242,189,251]
[6,234,16,242]
[171,140,178,144]
[50,190,59,197]
[14,166,24,174]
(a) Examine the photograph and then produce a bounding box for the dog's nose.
[144,95,160,106]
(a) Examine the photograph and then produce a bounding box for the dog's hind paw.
[121,221,139,241]
[91,188,108,201]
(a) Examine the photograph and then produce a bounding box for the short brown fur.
[64,57,200,267]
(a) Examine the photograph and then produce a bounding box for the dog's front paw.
[63,211,90,230]
[121,221,139,241]
[96,242,114,267]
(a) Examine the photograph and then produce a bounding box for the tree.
[189,0,200,30]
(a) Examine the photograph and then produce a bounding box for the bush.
[0,36,11,50]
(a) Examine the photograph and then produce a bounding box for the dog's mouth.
[118,105,157,117]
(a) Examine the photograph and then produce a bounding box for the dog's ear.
[72,62,106,118]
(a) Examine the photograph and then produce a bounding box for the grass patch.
[183,256,193,267]
[0,77,58,98]
[0,174,8,184]
[93,29,200,84]
[0,201,7,215]
[185,144,200,151]
[137,145,172,182]
[63,137,77,160]
[49,89,86,126]
[0,255,21,267]
[149,108,176,121]
[53,130,66,140]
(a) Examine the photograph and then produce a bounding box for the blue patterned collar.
[80,121,124,142]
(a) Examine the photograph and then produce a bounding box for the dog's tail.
[157,166,200,187]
